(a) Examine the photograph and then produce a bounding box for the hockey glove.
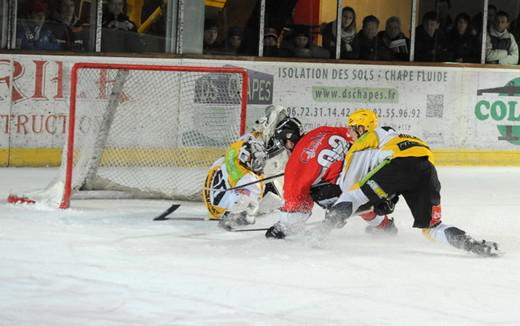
[310,183,342,209]
[265,222,287,239]
[373,195,399,216]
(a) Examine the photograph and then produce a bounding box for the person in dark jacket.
[102,0,137,32]
[414,11,449,62]
[101,0,142,52]
[47,0,87,51]
[355,15,380,60]
[16,0,62,51]
[446,13,480,63]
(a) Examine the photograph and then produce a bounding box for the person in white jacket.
[486,11,519,65]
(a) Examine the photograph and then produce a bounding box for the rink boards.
[1,54,520,166]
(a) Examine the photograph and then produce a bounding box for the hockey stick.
[212,172,284,193]
[153,204,181,221]
[228,221,322,233]
[154,174,284,221]
[231,227,269,232]
[155,215,221,222]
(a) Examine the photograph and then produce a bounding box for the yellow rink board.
[1,148,520,167]
[433,150,520,166]
[0,148,226,167]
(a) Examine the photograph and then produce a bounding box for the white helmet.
[253,105,289,156]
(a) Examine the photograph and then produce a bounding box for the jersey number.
[317,135,349,167]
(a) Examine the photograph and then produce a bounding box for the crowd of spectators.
[253,2,519,65]
[202,19,247,56]
[16,0,90,51]
[12,0,520,65]
[15,0,161,52]
[413,5,518,64]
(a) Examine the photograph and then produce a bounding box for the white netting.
[18,64,246,207]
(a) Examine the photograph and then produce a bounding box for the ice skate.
[450,233,500,257]
[365,217,398,236]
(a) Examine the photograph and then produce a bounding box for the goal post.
[8,63,249,208]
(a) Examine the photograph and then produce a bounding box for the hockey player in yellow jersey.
[313,109,499,256]
[203,134,267,229]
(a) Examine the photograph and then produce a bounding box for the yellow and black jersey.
[340,127,434,191]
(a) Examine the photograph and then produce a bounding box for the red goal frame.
[8,63,249,208]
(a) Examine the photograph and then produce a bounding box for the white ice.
[1,167,519,326]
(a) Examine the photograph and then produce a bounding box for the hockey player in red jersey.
[265,117,397,239]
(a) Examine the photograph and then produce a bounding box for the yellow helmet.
[347,109,378,132]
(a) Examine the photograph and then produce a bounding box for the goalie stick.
[153,204,181,221]
[211,172,284,193]
[154,173,284,221]
[152,205,223,222]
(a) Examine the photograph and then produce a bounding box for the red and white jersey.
[281,126,352,213]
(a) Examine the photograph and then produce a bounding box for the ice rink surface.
[1,167,520,326]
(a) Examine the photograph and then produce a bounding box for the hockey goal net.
[8,63,248,208]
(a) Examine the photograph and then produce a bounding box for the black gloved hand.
[310,183,342,209]
[374,196,399,216]
[265,223,286,239]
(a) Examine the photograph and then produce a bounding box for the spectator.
[48,0,86,51]
[263,27,289,57]
[472,5,497,36]
[446,13,480,63]
[377,16,410,61]
[414,11,449,62]
[321,7,357,59]
[291,26,312,57]
[16,0,62,50]
[355,15,380,60]
[436,0,453,35]
[224,26,242,55]
[284,25,329,59]
[203,19,221,54]
[102,0,143,52]
[486,11,518,65]
[102,0,137,32]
